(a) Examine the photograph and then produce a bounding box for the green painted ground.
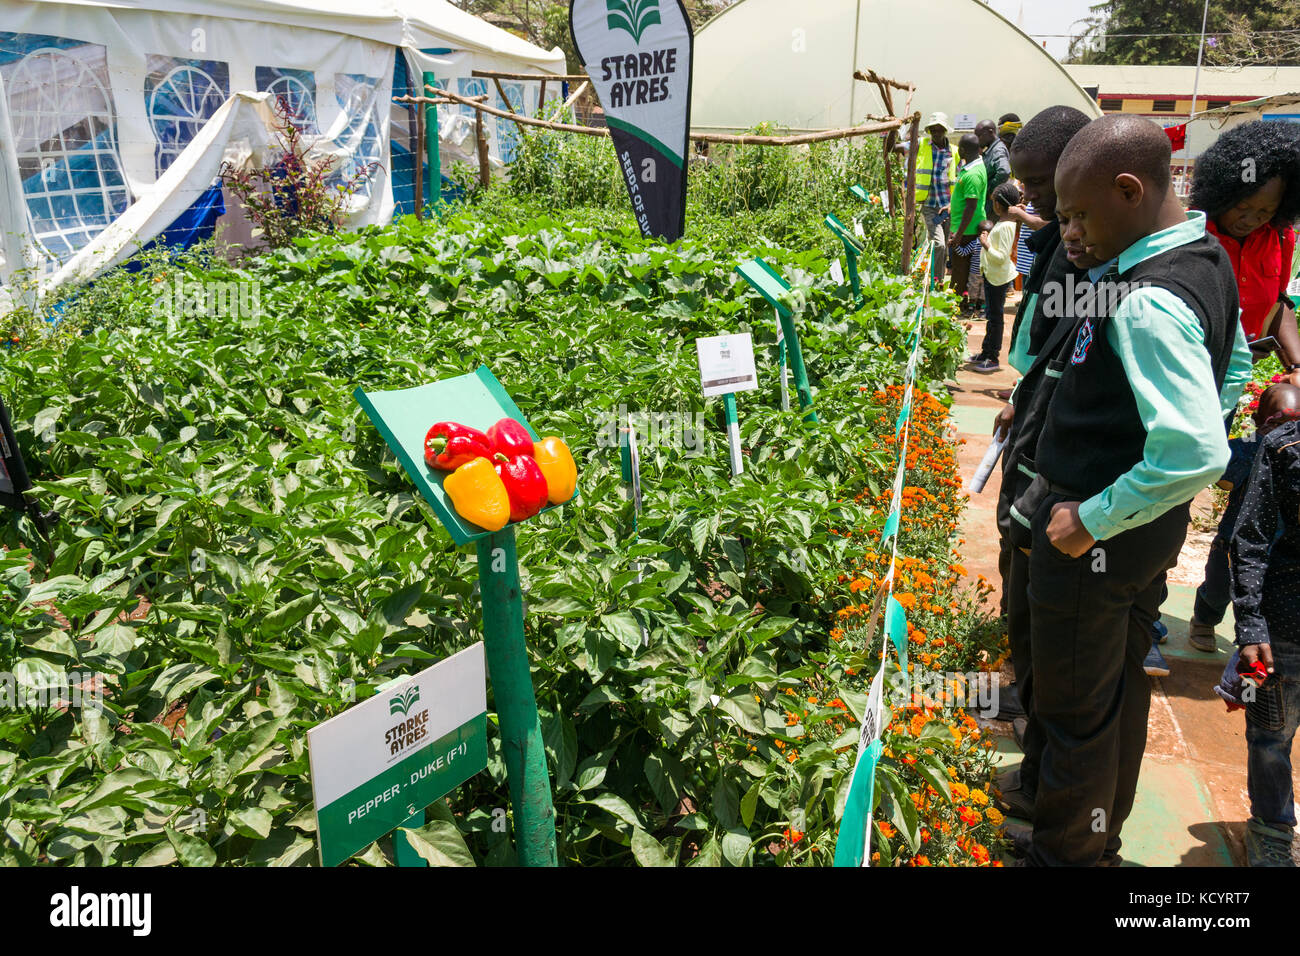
[950,402,998,437]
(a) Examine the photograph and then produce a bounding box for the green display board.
[354,365,573,546]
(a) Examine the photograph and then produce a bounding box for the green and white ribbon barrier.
[833,240,941,867]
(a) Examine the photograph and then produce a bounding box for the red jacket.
[1205,218,1297,341]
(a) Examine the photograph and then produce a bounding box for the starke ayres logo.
[389,686,420,717]
[606,0,660,42]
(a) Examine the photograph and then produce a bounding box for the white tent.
[0,0,566,304]
[689,0,1100,134]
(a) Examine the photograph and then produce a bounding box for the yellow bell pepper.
[532,436,577,504]
[443,457,510,531]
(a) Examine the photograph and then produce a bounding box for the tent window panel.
[255,66,318,133]
[457,76,491,124]
[332,73,384,199]
[145,56,231,178]
[1,34,132,267]
[496,81,525,162]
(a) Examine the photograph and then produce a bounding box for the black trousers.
[1026,493,1191,866]
[997,460,1042,792]
[980,278,1012,359]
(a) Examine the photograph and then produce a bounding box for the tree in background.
[452,0,736,64]
[1069,0,1300,66]
[1208,1,1300,66]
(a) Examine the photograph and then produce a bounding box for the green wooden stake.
[841,237,862,304]
[423,71,440,211]
[723,392,743,476]
[477,526,558,866]
[393,809,427,867]
[777,310,818,423]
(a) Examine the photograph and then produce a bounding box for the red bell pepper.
[487,418,534,459]
[493,453,549,522]
[424,421,493,471]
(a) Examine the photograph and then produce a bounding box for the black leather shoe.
[995,780,1036,821]
[994,682,1025,719]
[1002,822,1032,858]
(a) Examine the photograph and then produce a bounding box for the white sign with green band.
[307,643,488,867]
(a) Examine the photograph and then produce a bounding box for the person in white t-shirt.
[969,181,1023,373]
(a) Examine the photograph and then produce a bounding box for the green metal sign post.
[477,526,557,866]
[354,366,564,866]
[823,213,865,306]
[736,258,819,423]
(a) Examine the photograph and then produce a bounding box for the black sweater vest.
[1035,231,1239,500]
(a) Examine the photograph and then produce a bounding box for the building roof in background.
[1189,92,1300,122]
[1064,65,1300,98]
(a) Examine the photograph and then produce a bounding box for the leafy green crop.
[1,201,975,866]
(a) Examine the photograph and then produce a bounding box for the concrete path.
[946,292,1300,867]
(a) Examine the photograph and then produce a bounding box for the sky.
[983,0,1107,61]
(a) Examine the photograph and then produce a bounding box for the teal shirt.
[1007,292,1038,377]
[1076,212,1252,541]
[949,157,987,239]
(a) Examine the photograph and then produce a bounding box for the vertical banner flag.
[570,0,694,241]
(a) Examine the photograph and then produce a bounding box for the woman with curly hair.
[1184,120,1300,656]
[1191,120,1300,386]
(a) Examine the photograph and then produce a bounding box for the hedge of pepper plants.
[0,198,1007,866]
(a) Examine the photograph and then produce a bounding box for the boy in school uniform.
[1012,115,1252,866]
[1230,389,1300,866]
[986,106,1093,821]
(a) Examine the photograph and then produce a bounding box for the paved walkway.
[946,291,1300,867]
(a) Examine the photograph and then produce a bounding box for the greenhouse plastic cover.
[0,0,565,306]
[689,0,1100,133]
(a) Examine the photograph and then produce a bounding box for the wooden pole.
[403,87,908,146]
[561,80,590,113]
[475,105,490,188]
[471,70,589,82]
[872,79,900,218]
[900,113,921,275]
[691,120,902,146]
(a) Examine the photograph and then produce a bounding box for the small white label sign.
[953,113,976,130]
[853,219,865,239]
[1289,275,1300,297]
[829,259,845,284]
[696,332,758,397]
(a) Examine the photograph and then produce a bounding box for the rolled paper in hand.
[970,428,1007,494]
